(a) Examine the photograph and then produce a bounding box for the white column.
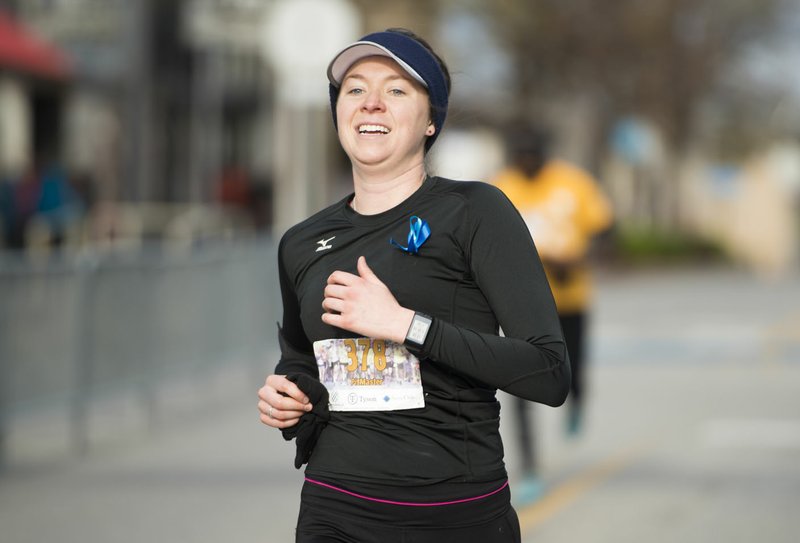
[0,77,31,175]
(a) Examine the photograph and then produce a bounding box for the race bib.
[313,338,425,411]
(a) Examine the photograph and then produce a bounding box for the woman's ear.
[425,121,436,136]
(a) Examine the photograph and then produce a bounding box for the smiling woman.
[257,28,570,543]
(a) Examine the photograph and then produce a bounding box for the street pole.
[260,0,360,233]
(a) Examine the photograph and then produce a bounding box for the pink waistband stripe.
[304,477,509,507]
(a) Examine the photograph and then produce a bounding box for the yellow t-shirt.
[493,160,613,313]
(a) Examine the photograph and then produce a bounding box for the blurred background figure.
[493,124,613,504]
[33,159,85,247]
[214,163,251,214]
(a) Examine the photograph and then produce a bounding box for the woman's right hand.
[257,374,312,429]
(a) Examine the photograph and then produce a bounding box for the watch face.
[408,315,431,344]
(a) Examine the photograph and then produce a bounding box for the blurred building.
[13,0,272,208]
[0,0,450,240]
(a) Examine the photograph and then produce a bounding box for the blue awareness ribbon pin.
[390,216,430,255]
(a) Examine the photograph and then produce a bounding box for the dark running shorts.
[294,478,521,543]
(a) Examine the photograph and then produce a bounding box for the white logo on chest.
[316,236,335,252]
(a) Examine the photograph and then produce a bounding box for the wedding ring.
[268,406,274,418]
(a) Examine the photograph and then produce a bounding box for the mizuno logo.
[316,236,335,252]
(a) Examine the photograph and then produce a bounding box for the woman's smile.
[358,124,391,135]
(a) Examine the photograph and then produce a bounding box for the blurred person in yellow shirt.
[493,125,613,503]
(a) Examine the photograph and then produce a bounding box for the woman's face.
[336,56,435,170]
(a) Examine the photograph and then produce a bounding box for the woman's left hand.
[322,256,414,342]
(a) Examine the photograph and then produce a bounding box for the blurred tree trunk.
[351,0,441,39]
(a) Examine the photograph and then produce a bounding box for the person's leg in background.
[559,312,586,436]
[513,396,544,504]
[511,312,586,505]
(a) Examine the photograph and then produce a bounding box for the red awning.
[0,10,70,80]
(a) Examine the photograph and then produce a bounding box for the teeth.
[358,124,390,134]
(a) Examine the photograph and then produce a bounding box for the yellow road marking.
[518,441,651,533]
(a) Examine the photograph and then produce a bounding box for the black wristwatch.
[404,312,432,348]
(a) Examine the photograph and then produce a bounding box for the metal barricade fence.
[0,238,281,468]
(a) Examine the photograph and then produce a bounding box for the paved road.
[512,267,800,542]
[1,266,798,542]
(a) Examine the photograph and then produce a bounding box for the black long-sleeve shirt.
[276,176,569,490]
